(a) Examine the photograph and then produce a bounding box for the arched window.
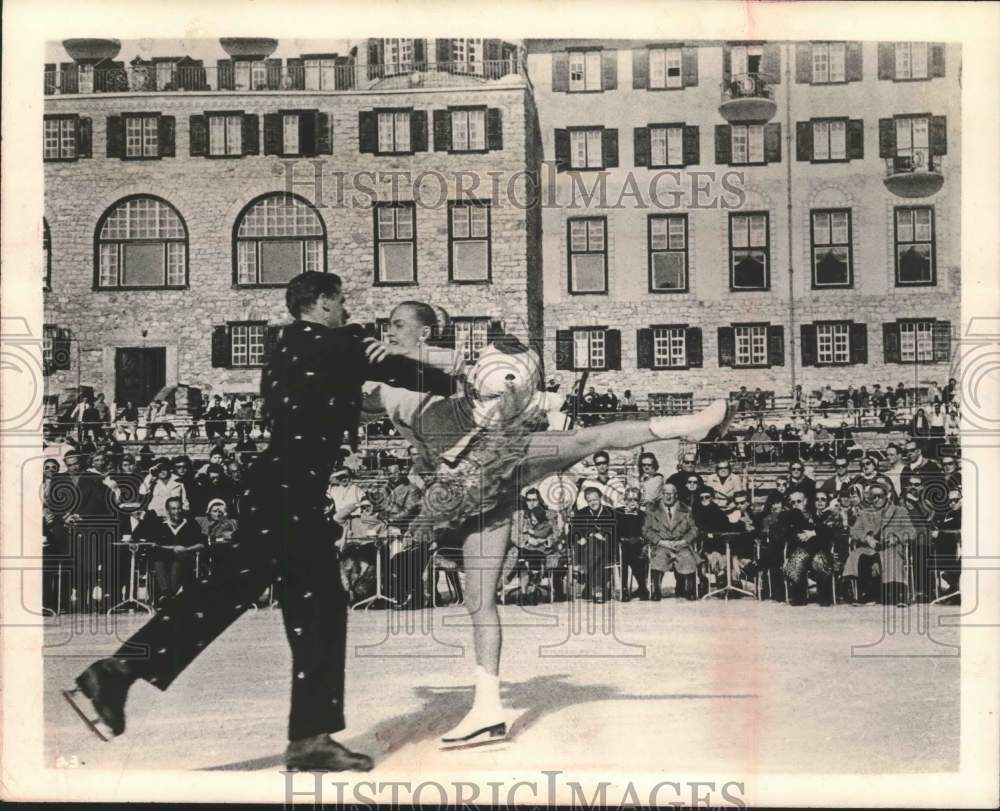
[95,196,188,289]
[233,193,326,287]
[43,219,51,291]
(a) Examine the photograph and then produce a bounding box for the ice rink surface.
[45,600,959,775]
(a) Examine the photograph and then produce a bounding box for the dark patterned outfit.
[105,321,453,741]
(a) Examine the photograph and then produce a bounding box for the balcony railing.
[885,152,942,176]
[883,152,944,198]
[44,58,524,96]
[720,72,777,103]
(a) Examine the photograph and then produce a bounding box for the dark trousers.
[151,550,197,602]
[575,538,611,598]
[113,514,347,741]
[619,540,649,599]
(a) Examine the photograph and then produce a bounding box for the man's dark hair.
[285,271,342,318]
[165,496,183,509]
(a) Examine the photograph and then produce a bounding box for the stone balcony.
[883,153,945,198]
[718,72,778,123]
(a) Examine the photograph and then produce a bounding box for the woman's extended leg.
[441,518,511,746]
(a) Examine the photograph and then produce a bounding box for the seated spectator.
[939,453,961,492]
[798,421,816,461]
[856,455,898,503]
[197,447,228,477]
[666,452,699,493]
[819,456,857,499]
[172,454,197,504]
[338,497,388,604]
[636,451,664,507]
[613,487,648,602]
[832,422,862,460]
[620,389,638,412]
[569,487,617,603]
[196,498,238,547]
[703,459,744,500]
[745,499,786,601]
[139,457,189,517]
[575,450,625,510]
[928,402,947,458]
[762,476,790,513]
[814,491,849,578]
[780,423,800,462]
[931,489,961,603]
[747,419,775,464]
[779,489,833,606]
[510,488,562,605]
[787,461,817,505]
[678,470,705,509]
[150,496,205,603]
[193,463,237,516]
[233,434,258,466]
[145,399,176,439]
[203,395,230,441]
[601,387,619,413]
[115,399,140,441]
[910,408,930,439]
[845,483,915,606]
[811,424,833,461]
[643,483,699,600]
[694,490,734,590]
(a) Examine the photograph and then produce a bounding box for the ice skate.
[284,733,374,772]
[63,658,134,741]
[439,714,508,750]
[650,398,734,442]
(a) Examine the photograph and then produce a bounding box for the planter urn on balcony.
[219,38,279,59]
[62,38,121,64]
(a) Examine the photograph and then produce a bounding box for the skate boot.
[650,399,735,442]
[62,658,134,740]
[285,734,374,772]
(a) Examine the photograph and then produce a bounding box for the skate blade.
[439,722,507,751]
[62,688,109,742]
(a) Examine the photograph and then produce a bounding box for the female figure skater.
[362,302,732,748]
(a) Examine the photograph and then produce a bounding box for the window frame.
[122,112,162,161]
[206,110,244,159]
[567,216,609,295]
[897,318,936,364]
[733,323,770,369]
[43,114,79,162]
[811,42,848,84]
[728,211,770,291]
[567,48,605,93]
[647,122,686,169]
[894,42,929,81]
[651,323,690,369]
[810,117,850,163]
[810,208,853,289]
[647,213,689,293]
[452,316,491,364]
[374,107,414,156]
[571,326,609,371]
[893,205,936,287]
[228,321,268,368]
[815,320,852,366]
[567,125,606,170]
[231,192,328,289]
[93,194,189,291]
[373,201,418,286]
[448,105,488,154]
[648,46,684,90]
[729,123,766,166]
[447,199,492,284]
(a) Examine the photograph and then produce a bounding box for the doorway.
[115,347,166,407]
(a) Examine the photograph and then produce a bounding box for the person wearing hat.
[203,395,230,442]
[139,457,189,518]
[191,464,236,517]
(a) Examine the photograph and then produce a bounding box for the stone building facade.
[525,39,960,408]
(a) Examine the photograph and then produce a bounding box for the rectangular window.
[449,202,490,282]
[895,42,928,80]
[569,50,603,91]
[730,44,763,78]
[734,325,768,367]
[895,116,930,170]
[731,124,764,165]
[812,119,847,161]
[209,114,243,156]
[305,58,338,90]
[282,114,300,155]
[650,125,684,167]
[568,217,607,293]
[377,110,411,154]
[812,42,846,83]
[648,215,688,291]
[811,209,852,287]
[569,128,603,169]
[894,207,935,285]
[729,212,769,290]
[78,64,94,94]
[653,326,687,368]
[649,47,683,89]
[43,117,77,160]
[649,392,694,415]
[573,329,606,369]
[230,323,266,367]
[125,114,159,158]
[375,204,416,284]
[899,321,934,363]
[453,318,490,364]
[817,323,850,364]
[43,325,56,369]
[451,108,486,152]
[235,59,267,91]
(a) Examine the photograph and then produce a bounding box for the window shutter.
[846,42,863,81]
[299,112,318,156]
[551,51,569,92]
[762,44,781,82]
[435,39,452,64]
[877,43,894,80]
[487,320,506,345]
[682,125,700,166]
[847,119,865,159]
[189,114,208,156]
[882,322,901,363]
[106,115,123,158]
[358,111,378,154]
[878,118,896,158]
[263,325,283,363]
[933,321,952,363]
[263,113,283,156]
[850,322,868,365]
[767,325,785,367]
[633,127,650,167]
[414,39,426,64]
[682,47,699,86]
[265,58,282,90]
[795,43,812,83]
[721,46,731,85]
[287,58,305,90]
[930,116,947,156]
[715,125,732,165]
[795,121,813,161]
[636,329,653,369]
[717,327,735,367]
[217,59,234,90]
[686,327,703,368]
[800,324,818,367]
[487,108,503,151]
[317,112,333,155]
[764,123,781,163]
[554,129,570,171]
[632,48,649,89]
[555,329,574,370]
[77,117,92,158]
[211,326,230,368]
[60,62,78,94]
[158,115,176,157]
[242,114,260,156]
[601,50,617,90]
[604,329,621,370]
[410,110,428,152]
[602,129,619,168]
[45,63,56,94]
[52,328,72,371]
[433,110,452,151]
[929,44,946,78]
